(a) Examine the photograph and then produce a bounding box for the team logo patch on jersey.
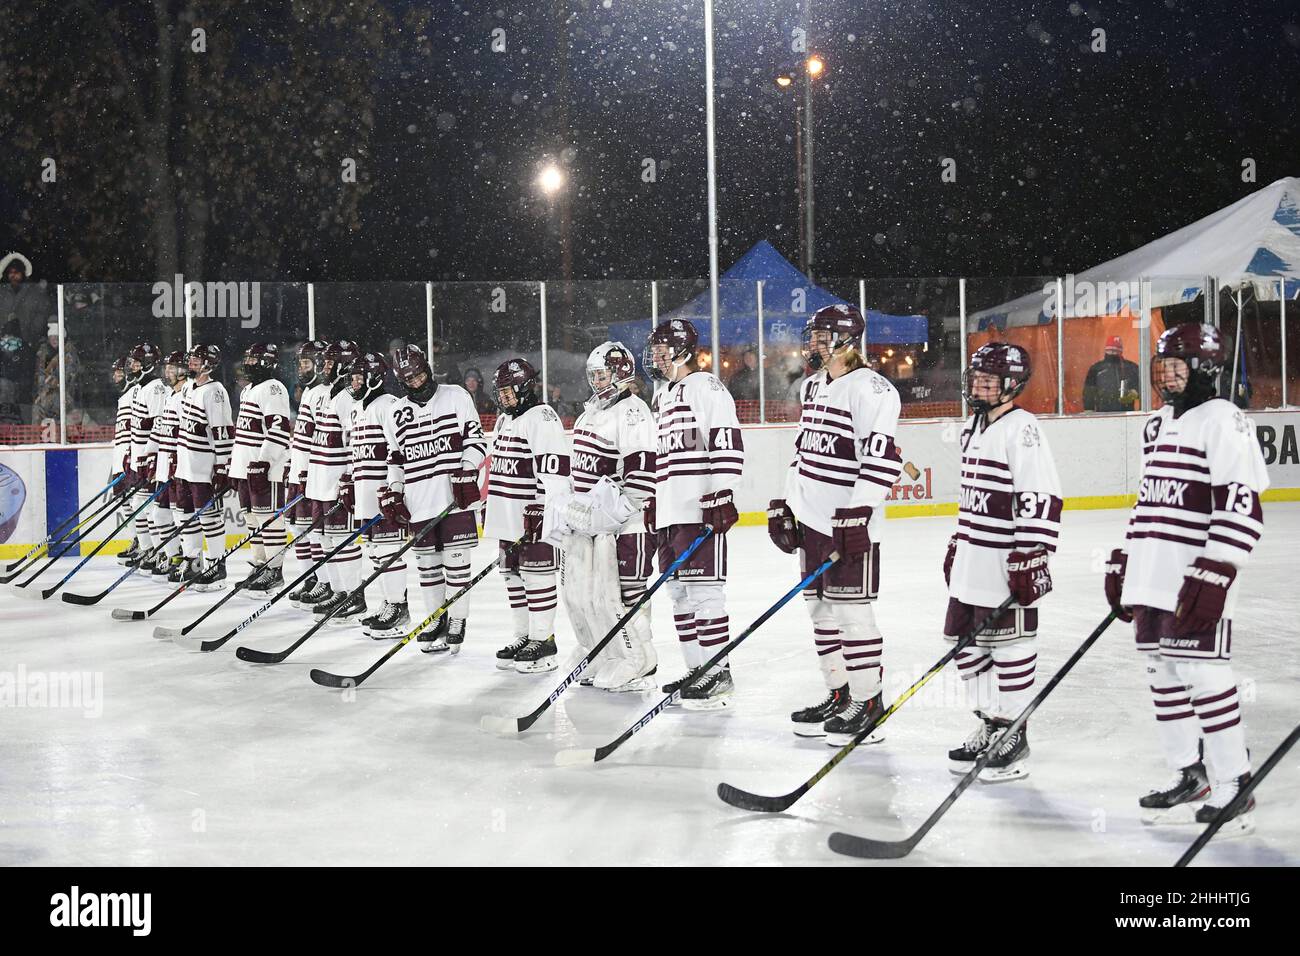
[1144,416,1162,443]
[1233,410,1249,434]
[1021,424,1040,447]
[871,376,889,394]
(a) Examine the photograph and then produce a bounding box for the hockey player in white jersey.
[122,343,172,569]
[285,340,329,606]
[767,305,904,745]
[340,351,404,633]
[149,350,190,581]
[1104,324,1268,831]
[112,355,142,564]
[173,343,234,590]
[484,358,571,673]
[553,342,658,690]
[303,340,362,620]
[380,344,487,652]
[643,318,745,709]
[230,343,293,597]
[939,342,1062,781]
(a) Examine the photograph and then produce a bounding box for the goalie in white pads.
[381,344,486,652]
[1104,324,1268,832]
[767,305,904,746]
[643,318,745,710]
[942,342,1062,782]
[560,342,658,691]
[486,358,571,673]
[230,343,292,596]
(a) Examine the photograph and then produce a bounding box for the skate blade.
[978,764,1030,784]
[682,695,733,712]
[495,659,519,670]
[420,641,451,655]
[1204,811,1256,839]
[599,676,658,693]
[327,617,361,628]
[792,724,827,738]
[1140,803,1203,826]
[826,731,884,748]
[515,659,558,674]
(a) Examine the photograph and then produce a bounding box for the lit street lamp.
[775,54,825,280]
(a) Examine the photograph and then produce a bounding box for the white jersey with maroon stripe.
[383,384,487,523]
[784,366,903,538]
[1121,399,1268,615]
[231,379,292,481]
[152,384,188,484]
[949,407,1063,608]
[570,393,656,533]
[112,384,140,474]
[129,377,171,468]
[350,392,397,520]
[306,382,357,500]
[484,403,571,541]
[174,379,234,483]
[651,371,744,527]
[289,382,325,485]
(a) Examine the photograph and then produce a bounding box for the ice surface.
[2,506,1298,866]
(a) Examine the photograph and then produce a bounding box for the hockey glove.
[378,482,411,527]
[1173,557,1237,635]
[246,460,271,498]
[1007,547,1052,606]
[830,506,872,559]
[943,534,958,587]
[451,467,480,509]
[643,497,656,535]
[140,453,157,486]
[700,489,738,535]
[212,464,231,497]
[523,503,545,544]
[337,472,355,514]
[766,499,800,554]
[1103,548,1133,623]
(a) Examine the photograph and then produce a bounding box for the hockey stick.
[6,488,134,588]
[61,492,221,606]
[111,492,304,622]
[480,526,715,735]
[716,594,1019,812]
[4,473,125,573]
[1174,721,1300,867]
[553,551,841,767]
[13,482,170,601]
[827,609,1119,859]
[308,536,525,689]
[235,503,453,664]
[152,500,344,642]
[172,510,379,652]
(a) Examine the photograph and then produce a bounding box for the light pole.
[776,54,825,281]
[704,0,721,376]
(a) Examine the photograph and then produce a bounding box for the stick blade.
[10,583,45,600]
[234,645,286,664]
[479,714,522,736]
[198,634,233,653]
[152,625,181,641]
[309,668,356,688]
[553,748,598,768]
[111,608,146,622]
[827,830,915,860]
[61,590,103,606]
[715,781,797,813]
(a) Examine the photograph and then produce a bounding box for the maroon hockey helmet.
[242,342,280,383]
[322,340,359,381]
[964,342,1032,411]
[128,342,161,376]
[162,349,189,384]
[188,342,222,375]
[802,304,866,371]
[392,343,436,402]
[1153,323,1225,411]
[643,319,699,381]
[494,357,541,413]
[349,350,390,400]
[110,356,127,391]
[586,341,638,408]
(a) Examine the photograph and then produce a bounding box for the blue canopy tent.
[605,240,928,350]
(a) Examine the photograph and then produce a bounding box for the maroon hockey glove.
[246,461,271,498]
[1173,557,1237,635]
[451,467,480,509]
[378,483,411,527]
[212,464,232,497]
[830,506,872,558]
[943,534,958,587]
[700,489,738,535]
[643,496,656,535]
[523,503,545,544]
[1103,548,1133,623]
[139,453,157,486]
[337,472,355,514]
[297,469,309,487]
[766,499,800,554]
[1007,547,1052,606]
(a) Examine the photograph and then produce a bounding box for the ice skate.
[326,590,367,626]
[287,573,319,609]
[363,601,410,639]
[979,720,1029,782]
[1192,772,1255,837]
[313,589,350,617]
[415,611,448,644]
[790,684,850,738]
[1139,762,1210,825]
[661,666,704,705]
[824,692,885,747]
[190,558,227,593]
[241,564,283,598]
[515,636,558,673]
[949,711,998,773]
[680,665,734,711]
[117,537,141,566]
[446,617,467,655]
[296,579,333,611]
[495,635,529,670]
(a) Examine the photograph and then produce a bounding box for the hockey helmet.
[1153,323,1225,412]
[493,357,541,414]
[643,319,698,381]
[586,341,637,409]
[964,342,1031,412]
[802,304,866,371]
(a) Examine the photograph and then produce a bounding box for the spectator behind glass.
[33,319,80,428]
[0,252,51,416]
[726,347,761,401]
[1082,336,1141,412]
[463,367,496,414]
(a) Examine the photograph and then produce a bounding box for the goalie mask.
[1153,323,1225,413]
[586,341,637,409]
[964,342,1031,413]
[643,319,698,382]
[494,357,541,414]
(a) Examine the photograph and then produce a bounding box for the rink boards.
[2,409,1299,556]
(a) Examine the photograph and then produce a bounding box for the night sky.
[2,0,1299,283]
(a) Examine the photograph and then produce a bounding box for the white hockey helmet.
[586,341,637,409]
